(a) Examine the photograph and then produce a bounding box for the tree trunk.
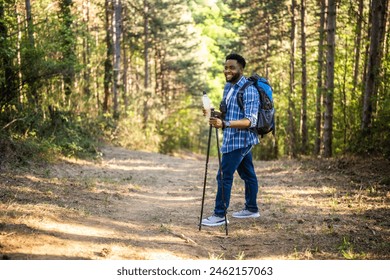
[323,0,336,158]
[121,4,131,116]
[16,4,23,107]
[143,0,150,91]
[300,0,308,154]
[59,0,75,103]
[82,0,91,99]
[362,2,372,101]
[160,48,166,102]
[142,0,150,129]
[25,0,34,47]
[362,0,388,132]
[0,1,16,108]
[154,42,160,97]
[112,0,122,119]
[24,0,39,106]
[352,0,364,98]
[265,7,270,78]
[122,43,129,115]
[315,0,326,156]
[103,0,113,113]
[383,8,390,109]
[94,28,101,111]
[341,38,349,150]
[288,0,298,158]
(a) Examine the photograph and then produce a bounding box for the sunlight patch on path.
[141,251,185,260]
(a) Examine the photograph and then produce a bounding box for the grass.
[291,246,320,260]
[234,251,246,260]
[83,177,97,191]
[338,237,367,260]
[208,252,225,260]
[159,223,172,234]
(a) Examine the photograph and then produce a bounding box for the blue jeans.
[214,145,259,217]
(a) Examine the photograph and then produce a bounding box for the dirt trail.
[0,146,389,260]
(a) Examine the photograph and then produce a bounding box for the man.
[202,53,260,227]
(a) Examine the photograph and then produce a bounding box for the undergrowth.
[0,109,108,168]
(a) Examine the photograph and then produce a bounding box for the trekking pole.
[199,122,213,231]
[215,127,228,236]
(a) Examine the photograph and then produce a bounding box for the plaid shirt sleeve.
[243,84,259,128]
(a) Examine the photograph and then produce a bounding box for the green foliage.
[0,132,57,168]
[348,116,390,159]
[338,236,366,260]
[0,106,103,167]
[189,0,240,103]
[158,96,198,154]
[1,0,389,162]
[252,136,277,160]
[40,111,102,158]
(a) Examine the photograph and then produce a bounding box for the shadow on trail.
[0,147,389,259]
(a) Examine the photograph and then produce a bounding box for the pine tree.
[323,0,336,158]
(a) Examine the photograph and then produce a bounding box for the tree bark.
[82,0,91,99]
[25,0,34,46]
[383,7,390,108]
[0,1,16,108]
[300,0,308,154]
[103,0,113,113]
[59,0,75,102]
[341,38,349,149]
[16,4,23,107]
[323,0,336,158]
[24,0,39,106]
[315,0,326,156]
[112,0,122,119]
[362,0,388,132]
[142,0,150,129]
[122,40,129,115]
[264,6,270,79]
[288,0,298,158]
[352,0,364,99]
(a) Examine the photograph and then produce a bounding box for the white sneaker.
[232,209,260,219]
[201,215,229,227]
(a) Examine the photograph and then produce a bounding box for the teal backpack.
[237,74,275,137]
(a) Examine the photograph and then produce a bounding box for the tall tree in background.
[323,0,336,157]
[300,0,308,153]
[362,0,388,133]
[288,0,298,158]
[82,0,91,99]
[142,0,150,129]
[103,0,113,113]
[264,6,271,78]
[23,0,39,106]
[112,0,122,119]
[384,5,390,108]
[0,1,17,108]
[59,0,75,104]
[352,0,364,98]
[314,0,326,155]
[121,3,129,115]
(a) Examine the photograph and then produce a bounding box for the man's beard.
[225,72,240,83]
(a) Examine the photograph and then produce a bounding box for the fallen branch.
[170,231,197,245]
[1,117,27,131]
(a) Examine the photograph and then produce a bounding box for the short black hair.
[225,53,246,69]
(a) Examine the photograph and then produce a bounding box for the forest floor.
[0,146,389,260]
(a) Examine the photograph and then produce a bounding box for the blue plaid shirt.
[221,76,260,154]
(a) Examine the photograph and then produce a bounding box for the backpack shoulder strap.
[237,80,254,110]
